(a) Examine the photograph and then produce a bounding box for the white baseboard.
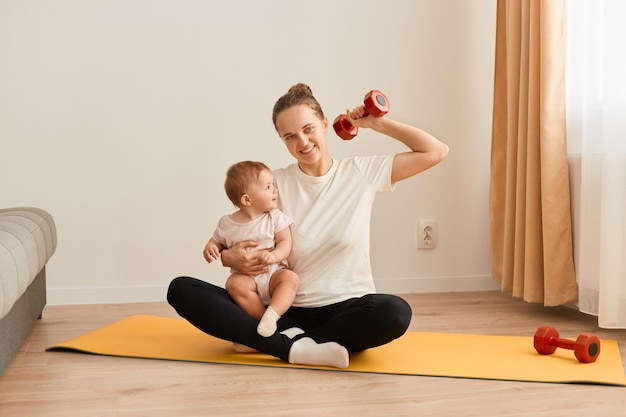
[46,275,499,306]
[374,275,500,294]
[47,286,170,306]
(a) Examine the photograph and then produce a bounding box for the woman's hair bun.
[288,83,313,96]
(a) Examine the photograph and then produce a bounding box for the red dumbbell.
[333,90,390,140]
[533,326,601,363]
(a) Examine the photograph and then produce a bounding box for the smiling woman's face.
[275,104,331,175]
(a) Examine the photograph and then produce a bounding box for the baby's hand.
[257,250,277,265]
[204,244,221,263]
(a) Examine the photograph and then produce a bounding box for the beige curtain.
[490,0,578,306]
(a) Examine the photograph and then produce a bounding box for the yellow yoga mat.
[46,315,626,386]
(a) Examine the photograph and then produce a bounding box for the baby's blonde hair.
[224,161,271,208]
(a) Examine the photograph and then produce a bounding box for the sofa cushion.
[0,208,57,318]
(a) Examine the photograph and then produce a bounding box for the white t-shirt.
[273,156,395,307]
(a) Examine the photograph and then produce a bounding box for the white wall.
[0,0,498,305]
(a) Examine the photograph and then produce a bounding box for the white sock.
[234,325,303,353]
[288,337,349,369]
[280,327,305,339]
[257,306,280,337]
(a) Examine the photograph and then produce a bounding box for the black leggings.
[166,276,412,362]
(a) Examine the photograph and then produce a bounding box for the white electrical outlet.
[418,220,437,249]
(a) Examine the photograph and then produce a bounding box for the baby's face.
[247,169,278,212]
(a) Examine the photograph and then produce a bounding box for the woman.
[167,83,449,368]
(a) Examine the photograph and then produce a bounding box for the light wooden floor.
[1,291,625,417]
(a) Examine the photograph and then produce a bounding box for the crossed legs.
[167,276,411,368]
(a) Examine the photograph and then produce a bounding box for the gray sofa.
[0,207,57,375]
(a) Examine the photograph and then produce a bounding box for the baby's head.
[224,161,275,209]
